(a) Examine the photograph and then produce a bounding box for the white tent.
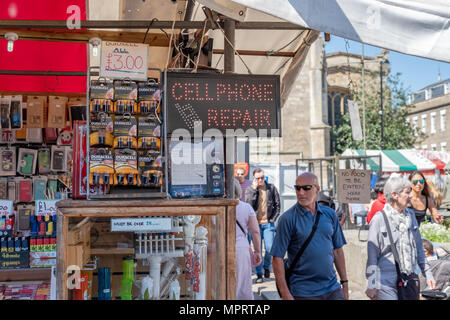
[221,0,450,63]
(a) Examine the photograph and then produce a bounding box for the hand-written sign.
[0,200,13,216]
[166,72,280,135]
[111,218,171,232]
[338,169,371,204]
[35,200,58,216]
[100,42,149,81]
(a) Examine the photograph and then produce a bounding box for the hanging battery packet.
[17,148,37,176]
[138,150,163,187]
[0,96,11,129]
[113,115,137,149]
[114,80,138,114]
[10,95,23,129]
[137,115,161,150]
[27,96,47,128]
[90,113,113,147]
[89,148,114,186]
[114,148,138,186]
[0,147,16,176]
[90,79,114,114]
[137,80,161,116]
[48,96,68,128]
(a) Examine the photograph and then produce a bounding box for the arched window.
[327,89,350,153]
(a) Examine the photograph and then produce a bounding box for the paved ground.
[251,271,368,300]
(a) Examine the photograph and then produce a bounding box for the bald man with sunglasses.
[271,172,349,300]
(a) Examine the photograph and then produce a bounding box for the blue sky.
[324,36,450,94]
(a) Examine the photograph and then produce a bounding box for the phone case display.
[26,128,43,143]
[17,148,37,176]
[17,178,33,202]
[87,74,165,198]
[33,176,48,201]
[0,96,11,130]
[10,96,23,130]
[0,147,16,176]
[38,148,51,174]
[50,145,68,172]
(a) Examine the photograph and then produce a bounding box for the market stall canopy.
[226,0,450,63]
[0,0,87,94]
[342,149,439,173]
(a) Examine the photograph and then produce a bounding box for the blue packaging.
[98,267,112,300]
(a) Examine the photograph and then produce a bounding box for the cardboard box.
[26,96,47,128]
[48,96,68,128]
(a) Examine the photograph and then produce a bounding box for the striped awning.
[342,149,438,173]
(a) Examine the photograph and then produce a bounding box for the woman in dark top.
[408,171,444,225]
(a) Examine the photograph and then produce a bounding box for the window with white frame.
[431,144,437,151]
[440,110,446,131]
[422,145,427,150]
[441,142,447,152]
[421,114,427,134]
[413,116,418,136]
[430,112,436,134]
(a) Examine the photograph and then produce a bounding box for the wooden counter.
[56,198,238,300]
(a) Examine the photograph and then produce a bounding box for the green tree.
[333,71,426,154]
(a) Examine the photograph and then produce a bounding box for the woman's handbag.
[381,210,420,300]
[236,219,259,267]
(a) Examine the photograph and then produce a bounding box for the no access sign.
[337,169,371,204]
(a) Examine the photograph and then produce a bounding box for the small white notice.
[338,169,371,204]
[100,41,149,81]
[35,200,58,216]
[111,218,172,232]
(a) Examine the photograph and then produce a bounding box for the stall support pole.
[224,18,236,199]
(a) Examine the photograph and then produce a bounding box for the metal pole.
[380,61,384,149]
[362,44,366,154]
[224,18,236,198]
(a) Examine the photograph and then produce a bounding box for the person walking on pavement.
[235,167,252,202]
[245,168,280,283]
[271,172,349,300]
[365,176,435,300]
[234,179,262,300]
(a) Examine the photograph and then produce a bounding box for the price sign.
[35,200,58,216]
[0,200,13,216]
[100,41,149,81]
[111,218,171,232]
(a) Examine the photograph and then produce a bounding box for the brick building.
[407,78,450,152]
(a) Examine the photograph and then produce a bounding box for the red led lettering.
[185,83,195,101]
[260,109,271,126]
[251,84,263,101]
[239,84,251,101]
[227,83,239,101]
[263,84,274,101]
[208,109,219,127]
[232,109,242,126]
[204,83,214,101]
[242,109,253,127]
[220,109,231,127]
[172,82,184,100]
[216,83,227,101]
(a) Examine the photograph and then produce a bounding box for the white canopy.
[226,0,450,63]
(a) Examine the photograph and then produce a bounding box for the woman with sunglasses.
[408,171,444,225]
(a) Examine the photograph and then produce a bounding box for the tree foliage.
[333,71,426,154]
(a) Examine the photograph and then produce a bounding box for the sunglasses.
[412,179,425,185]
[294,185,316,191]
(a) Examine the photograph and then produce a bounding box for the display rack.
[56,198,238,300]
[86,67,168,200]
